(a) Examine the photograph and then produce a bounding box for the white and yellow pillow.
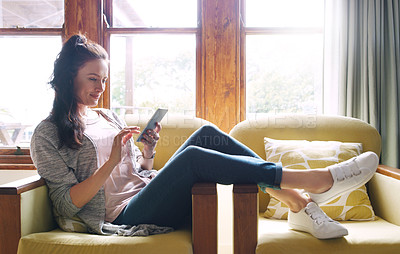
[264,137,375,221]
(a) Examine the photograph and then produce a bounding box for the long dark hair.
[49,34,108,149]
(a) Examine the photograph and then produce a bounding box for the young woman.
[31,34,379,240]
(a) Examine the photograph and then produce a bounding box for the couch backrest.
[125,114,211,170]
[229,114,382,211]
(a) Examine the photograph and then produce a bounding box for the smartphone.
[136,108,168,142]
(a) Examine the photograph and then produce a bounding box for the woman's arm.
[70,128,138,208]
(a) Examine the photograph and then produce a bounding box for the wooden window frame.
[0,0,250,158]
[102,0,200,116]
[0,6,63,156]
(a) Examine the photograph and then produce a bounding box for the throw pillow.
[263,137,375,221]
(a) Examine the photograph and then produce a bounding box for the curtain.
[324,0,400,167]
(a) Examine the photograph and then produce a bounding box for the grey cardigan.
[30,109,172,236]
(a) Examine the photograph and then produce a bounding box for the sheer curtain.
[324,0,400,167]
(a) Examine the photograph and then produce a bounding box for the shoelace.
[334,158,362,181]
[305,204,333,226]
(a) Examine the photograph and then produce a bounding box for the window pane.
[112,0,197,28]
[0,0,64,28]
[110,34,196,116]
[0,36,61,147]
[246,0,324,27]
[246,34,323,115]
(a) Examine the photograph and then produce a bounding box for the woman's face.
[74,59,108,109]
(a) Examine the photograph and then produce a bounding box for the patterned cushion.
[263,137,375,221]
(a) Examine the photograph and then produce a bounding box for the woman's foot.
[308,151,379,205]
[288,202,348,239]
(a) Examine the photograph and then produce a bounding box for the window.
[244,0,324,118]
[0,1,63,148]
[107,0,198,117]
[0,0,64,28]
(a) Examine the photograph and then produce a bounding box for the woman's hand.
[140,122,161,158]
[109,126,140,166]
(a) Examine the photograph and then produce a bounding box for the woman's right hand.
[109,127,140,166]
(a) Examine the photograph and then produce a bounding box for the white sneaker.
[308,151,379,205]
[288,202,348,239]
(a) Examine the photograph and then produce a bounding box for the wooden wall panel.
[201,0,241,132]
[64,0,106,108]
[64,0,103,43]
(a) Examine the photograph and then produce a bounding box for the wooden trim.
[0,28,62,35]
[0,175,45,195]
[0,148,30,156]
[239,0,246,122]
[0,164,36,170]
[106,27,198,34]
[191,182,217,195]
[0,155,33,164]
[104,0,113,27]
[233,183,258,193]
[197,0,206,120]
[0,194,21,254]
[192,183,217,254]
[245,27,324,35]
[233,184,258,254]
[377,164,400,181]
[102,14,111,109]
[196,0,203,119]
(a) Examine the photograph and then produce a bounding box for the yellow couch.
[230,114,400,254]
[15,115,216,254]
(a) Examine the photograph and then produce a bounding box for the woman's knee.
[197,124,220,136]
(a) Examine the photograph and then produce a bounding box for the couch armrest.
[233,184,258,254]
[0,173,55,254]
[192,183,217,254]
[368,164,400,226]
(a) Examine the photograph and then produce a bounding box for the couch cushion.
[229,114,381,213]
[18,228,193,254]
[257,216,400,254]
[263,138,375,221]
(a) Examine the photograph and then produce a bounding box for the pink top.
[84,110,157,222]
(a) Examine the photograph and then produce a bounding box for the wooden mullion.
[202,0,241,133]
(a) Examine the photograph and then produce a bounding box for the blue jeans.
[113,125,282,228]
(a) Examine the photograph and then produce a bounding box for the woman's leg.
[280,168,333,193]
[114,145,282,228]
[168,125,261,161]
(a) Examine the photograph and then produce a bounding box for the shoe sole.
[288,222,348,239]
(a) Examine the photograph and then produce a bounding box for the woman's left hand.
[141,122,161,157]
